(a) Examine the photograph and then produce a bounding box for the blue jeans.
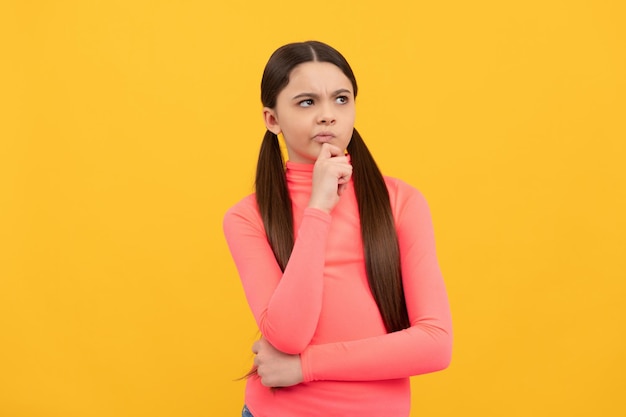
[242,405,254,417]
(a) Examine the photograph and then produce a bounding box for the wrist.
[307,202,332,215]
[299,347,314,383]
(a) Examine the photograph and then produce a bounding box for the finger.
[336,167,353,183]
[317,143,344,160]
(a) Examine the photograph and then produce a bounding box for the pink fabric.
[223,161,452,417]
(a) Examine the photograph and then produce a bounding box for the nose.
[317,103,336,125]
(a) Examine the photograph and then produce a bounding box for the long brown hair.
[256,41,410,333]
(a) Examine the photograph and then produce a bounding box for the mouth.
[312,132,335,143]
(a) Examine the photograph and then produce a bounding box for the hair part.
[256,41,409,333]
[261,41,357,108]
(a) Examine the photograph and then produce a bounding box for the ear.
[263,107,281,135]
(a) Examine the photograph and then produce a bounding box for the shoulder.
[384,176,427,203]
[383,176,431,219]
[223,193,263,231]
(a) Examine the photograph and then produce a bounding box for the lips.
[313,132,335,143]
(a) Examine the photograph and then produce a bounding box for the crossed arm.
[223,181,452,387]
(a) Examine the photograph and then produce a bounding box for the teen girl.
[223,41,452,417]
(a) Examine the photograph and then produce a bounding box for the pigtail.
[348,128,410,333]
[255,130,294,272]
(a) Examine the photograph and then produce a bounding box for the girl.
[223,41,452,417]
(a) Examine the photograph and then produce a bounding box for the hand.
[308,143,353,214]
[252,337,303,388]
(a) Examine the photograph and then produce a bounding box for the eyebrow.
[291,89,353,100]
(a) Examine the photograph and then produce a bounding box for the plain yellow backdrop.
[1,1,624,416]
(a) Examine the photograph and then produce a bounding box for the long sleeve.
[227,167,451,416]
[223,199,332,354]
[300,181,452,381]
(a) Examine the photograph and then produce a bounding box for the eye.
[336,95,349,104]
[299,99,314,107]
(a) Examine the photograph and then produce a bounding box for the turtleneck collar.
[285,155,353,188]
[285,161,314,186]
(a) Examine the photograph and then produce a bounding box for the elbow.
[436,340,453,371]
[259,320,310,354]
[416,324,452,374]
[431,330,453,372]
[258,309,317,354]
[423,314,453,372]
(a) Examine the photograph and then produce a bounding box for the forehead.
[283,61,353,93]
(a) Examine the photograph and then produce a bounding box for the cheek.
[343,107,356,124]
[344,113,356,132]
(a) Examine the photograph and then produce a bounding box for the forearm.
[224,206,332,354]
[258,209,331,352]
[300,313,452,382]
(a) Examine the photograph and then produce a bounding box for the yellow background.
[1,1,624,416]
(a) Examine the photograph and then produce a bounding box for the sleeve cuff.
[300,346,315,383]
[303,207,332,223]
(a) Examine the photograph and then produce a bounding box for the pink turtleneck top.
[223,161,452,417]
